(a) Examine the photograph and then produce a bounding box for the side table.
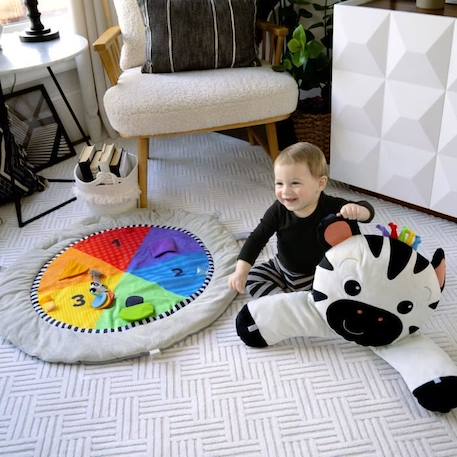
[0,31,91,226]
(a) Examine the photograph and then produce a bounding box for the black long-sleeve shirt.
[238,193,375,275]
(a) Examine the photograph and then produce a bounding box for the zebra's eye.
[397,300,414,314]
[344,280,361,296]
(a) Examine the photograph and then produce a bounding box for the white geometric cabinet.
[331,0,457,218]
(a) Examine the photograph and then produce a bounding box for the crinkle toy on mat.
[236,215,457,413]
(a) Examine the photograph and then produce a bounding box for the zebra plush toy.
[236,215,457,413]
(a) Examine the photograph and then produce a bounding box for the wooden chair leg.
[138,136,149,208]
[247,127,256,145]
[266,122,280,160]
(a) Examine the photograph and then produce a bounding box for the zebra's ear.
[431,248,446,291]
[318,214,360,250]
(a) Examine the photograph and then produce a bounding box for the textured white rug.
[0,133,456,456]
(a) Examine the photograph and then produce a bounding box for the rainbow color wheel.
[32,225,214,332]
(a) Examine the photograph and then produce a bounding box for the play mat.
[0,209,238,363]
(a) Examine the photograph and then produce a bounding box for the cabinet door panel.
[332,3,457,217]
[330,128,380,192]
[333,5,390,77]
[387,12,453,89]
[378,141,435,208]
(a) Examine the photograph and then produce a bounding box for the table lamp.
[19,0,59,42]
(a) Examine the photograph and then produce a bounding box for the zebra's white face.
[312,235,442,347]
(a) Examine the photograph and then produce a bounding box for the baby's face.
[274,162,326,217]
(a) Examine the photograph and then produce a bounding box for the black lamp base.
[20,29,60,43]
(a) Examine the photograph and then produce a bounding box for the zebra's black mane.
[365,235,429,280]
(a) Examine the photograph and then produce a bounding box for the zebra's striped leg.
[236,291,331,348]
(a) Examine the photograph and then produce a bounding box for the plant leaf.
[291,52,306,67]
[288,38,302,53]
[307,40,325,59]
[292,24,306,44]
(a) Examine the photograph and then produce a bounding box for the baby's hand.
[228,260,251,294]
[339,203,370,221]
[228,271,247,294]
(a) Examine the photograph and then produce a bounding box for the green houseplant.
[276,22,331,113]
[260,0,341,159]
[272,0,340,109]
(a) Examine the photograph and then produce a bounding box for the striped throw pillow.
[137,0,260,73]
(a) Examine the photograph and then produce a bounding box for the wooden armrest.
[256,20,288,37]
[255,20,288,65]
[93,26,122,86]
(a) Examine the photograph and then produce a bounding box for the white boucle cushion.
[113,0,145,70]
[103,63,299,136]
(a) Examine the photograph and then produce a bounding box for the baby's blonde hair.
[274,142,328,179]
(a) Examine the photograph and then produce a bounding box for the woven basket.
[291,111,331,163]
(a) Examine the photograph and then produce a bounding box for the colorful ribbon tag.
[376,222,421,250]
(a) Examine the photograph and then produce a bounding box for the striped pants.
[245,256,314,298]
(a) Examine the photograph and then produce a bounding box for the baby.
[229,142,375,298]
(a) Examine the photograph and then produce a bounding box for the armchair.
[93,0,298,208]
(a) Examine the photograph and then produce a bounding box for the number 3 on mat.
[72,294,86,307]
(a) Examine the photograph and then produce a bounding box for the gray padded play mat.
[0,209,237,363]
